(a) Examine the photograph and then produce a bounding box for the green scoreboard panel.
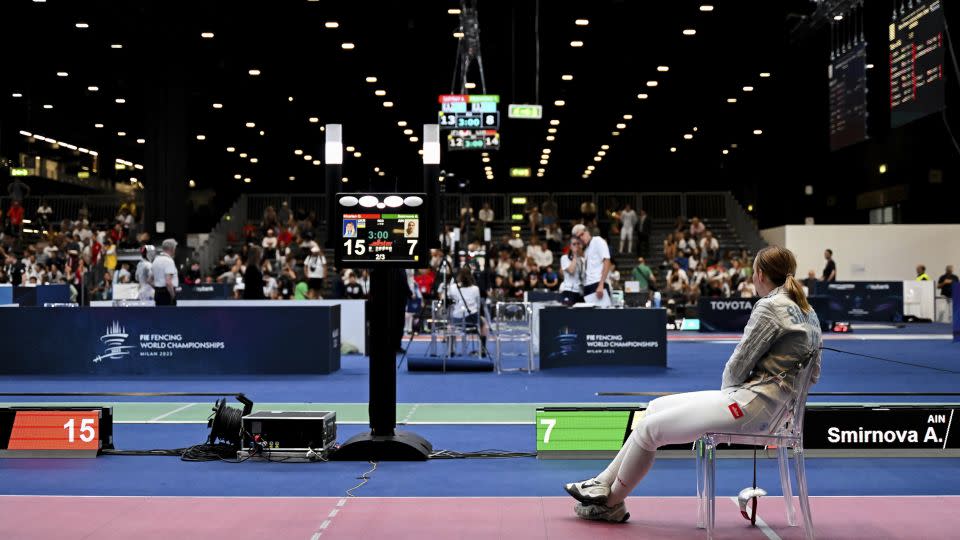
[536,407,642,458]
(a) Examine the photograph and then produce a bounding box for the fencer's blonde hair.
[754,245,812,313]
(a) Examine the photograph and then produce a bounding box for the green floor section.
[2,402,957,424]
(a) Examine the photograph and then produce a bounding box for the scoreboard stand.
[330,193,433,461]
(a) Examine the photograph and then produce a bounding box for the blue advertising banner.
[0,286,11,305]
[0,306,340,375]
[811,281,904,322]
[8,285,71,306]
[538,307,667,368]
[177,284,232,300]
[697,297,759,332]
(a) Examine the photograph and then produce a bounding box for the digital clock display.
[334,193,429,269]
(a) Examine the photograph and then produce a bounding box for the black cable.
[820,345,960,375]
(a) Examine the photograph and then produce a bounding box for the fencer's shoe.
[564,478,610,505]
[574,502,630,523]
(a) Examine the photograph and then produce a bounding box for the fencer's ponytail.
[754,245,812,313]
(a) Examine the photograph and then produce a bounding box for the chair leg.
[695,438,706,529]
[778,445,797,527]
[704,437,717,539]
[494,336,501,374]
[793,446,815,540]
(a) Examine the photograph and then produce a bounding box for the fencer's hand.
[596,285,604,299]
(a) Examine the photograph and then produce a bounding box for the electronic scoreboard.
[0,406,113,458]
[438,94,501,151]
[334,193,429,269]
[829,42,868,150]
[889,0,945,127]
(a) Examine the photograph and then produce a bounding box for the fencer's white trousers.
[619,228,634,252]
[630,390,780,451]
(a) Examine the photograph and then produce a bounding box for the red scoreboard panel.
[0,407,113,458]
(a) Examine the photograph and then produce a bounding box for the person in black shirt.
[242,247,265,300]
[938,265,957,299]
[344,272,364,299]
[821,249,836,282]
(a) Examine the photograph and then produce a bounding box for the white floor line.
[309,497,348,539]
[729,497,782,540]
[147,403,197,422]
[399,403,421,425]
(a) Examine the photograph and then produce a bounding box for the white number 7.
[540,418,556,444]
[407,239,418,255]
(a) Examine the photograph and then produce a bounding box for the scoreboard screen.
[448,129,500,151]
[438,94,501,150]
[829,42,868,151]
[0,407,113,458]
[889,0,945,127]
[334,193,428,269]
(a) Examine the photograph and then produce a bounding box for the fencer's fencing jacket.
[721,286,822,407]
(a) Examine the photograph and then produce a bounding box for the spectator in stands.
[637,209,650,257]
[262,228,278,261]
[242,247,265,300]
[678,232,697,254]
[115,262,133,284]
[544,222,563,252]
[262,269,279,299]
[510,259,527,299]
[663,233,679,263]
[304,245,326,297]
[689,262,709,304]
[181,262,200,285]
[102,238,117,275]
[542,265,559,291]
[92,271,113,301]
[505,234,524,252]
[36,199,53,229]
[243,221,257,242]
[803,270,818,292]
[526,236,553,269]
[737,276,757,298]
[542,197,558,227]
[580,200,597,226]
[459,205,476,242]
[47,263,65,284]
[915,265,931,281]
[262,205,279,232]
[618,204,637,254]
[526,269,541,291]
[439,225,455,253]
[672,216,686,234]
[278,264,297,299]
[699,231,719,263]
[7,177,30,203]
[152,239,179,306]
[278,201,292,226]
[489,274,509,303]
[358,269,370,296]
[665,262,689,302]
[572,223,612,306]
[938,265,957,299]
[344,271,364,299]
[631,257,655,292]
[528,205,542,236]
[608,261,622,291]
[478,202,494,226]
[7,201,24,236]
[822,249,836,282]
[689,216,706,239]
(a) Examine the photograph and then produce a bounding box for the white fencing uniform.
[135,260,154,300]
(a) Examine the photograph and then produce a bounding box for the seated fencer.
[564,245,823,522]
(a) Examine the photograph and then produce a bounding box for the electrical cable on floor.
[346,461,378,497]
[429,449,536,459]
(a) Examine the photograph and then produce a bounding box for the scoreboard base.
[0,449,99,459]
[331,430,432,461]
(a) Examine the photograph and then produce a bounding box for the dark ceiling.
[1,0,958,228]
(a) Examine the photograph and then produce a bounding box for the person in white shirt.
[689,216,706,239]
[699,231,719,263]
[136,245,155,300]
[526,236,553,269]
[572,223,612,307]
[507,235,525,250]
[304,245,326,296]
[478,202,494,224]
[618,204,638,254]
[447,267,488,355]
[151,238,179,306]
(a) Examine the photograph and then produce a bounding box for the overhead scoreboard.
[334,193,429,269]
[889,0,945,127]
[438,94,500,151]
[829,42,868,151]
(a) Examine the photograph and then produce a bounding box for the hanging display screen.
[889,0,945,127]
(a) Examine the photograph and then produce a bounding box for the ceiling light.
[623,114,633,120]
[409,136,419,142]
[294,149,303,155]
[341,42,355,50]
[540,155,549,160]
[110,44,123,49]
[670,147,677,152]
[760,72,771,78]
[484,166,492,171]
[288,96,294,102]
[383,101,394,107]
[548,128,557,133]
[546,135,555,141]
[234,174,242,180]
[42,104,53,109]
[597,150,606,156]
[289,176,296,181]
[593,156,602,162]
[646,80,658,87]
[601,144,610,150]
[303,155,311,161]
[549,119,560,125]
[482,158,491,163]
[543,148,552,154]
[722,149,729,155]
[188,179,196,188]
[743,86,754,92]
[250,157,258,163]
[833,14,843,21]
[196,134,206,141]
[657,65,669,72]
[536,172,544,177]
[136,138,145,144]
[561,74,573,81]
[342,177,349,183]
[240,152,248,158]
[309,117,319,123]
[75,22,89,29]
[397,120,407,127]
[248,69,261,76]
[693,127,698,132]
[212,103,223,109]
[616,123,627,129]
[56,71,68,77]
[866,63,875,69]
[637,93,649,99]
[570,40,584,47]
[727,98,737,103]
[467,82,481,90]
[226,147,235,152]
[575,19,589,25]
[753,129,763,135]
[403,129,414,135]
[448,8,461,15]
[453,31,465,38]
[244,177,251,184]
[325,21,339,28]
[539,159,548,165]
[587,165,596,171]
[87,86,98,91]
[115,98,126,104]
[700,5,714,11]
[346,146,355,152]
[683,28,696,35]
[554,100,565,106]
[94,123,104,128]
[582,175,589,179]
[313,160,321,165]
[611,131,620,136]
[201,32,215,39]
[12,92,23,98]
[245,122,256,128]
[375,89,387,96]
[117,131,126,136]
[683,133,693,140]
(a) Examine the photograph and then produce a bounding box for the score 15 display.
[335,193,429,269]
[0,407,112,458]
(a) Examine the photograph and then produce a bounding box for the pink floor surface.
[1,495,957,540]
